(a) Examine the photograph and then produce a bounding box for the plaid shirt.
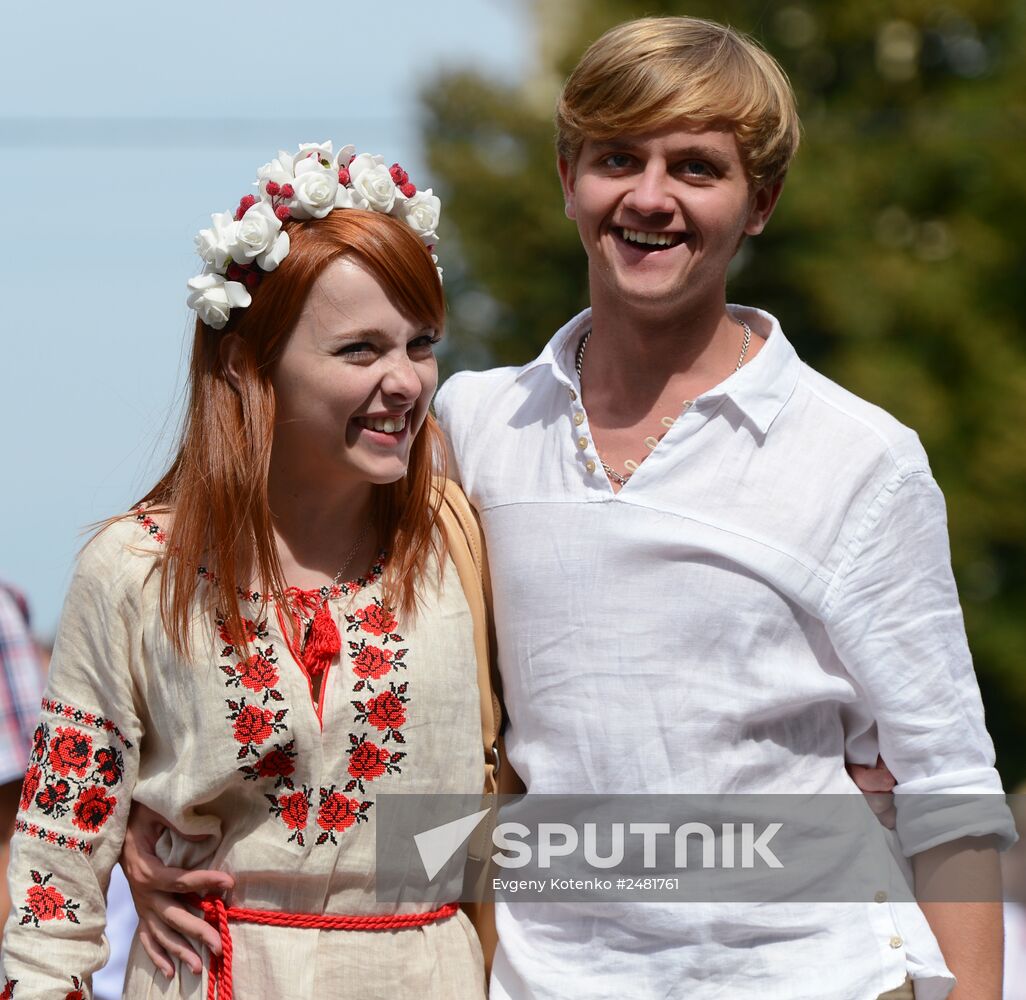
[0,582,45,785]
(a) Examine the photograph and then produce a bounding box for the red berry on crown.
[338,167,351,186]
[400,182,417,198]
[280,183,294,199]
[274,205,291,222]
[265,181,281,196]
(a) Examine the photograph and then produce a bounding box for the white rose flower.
[401,189,441,243]
[258,230,290,271]
[195,212,236,272]
[296,141,334,167]
[334,144,356,169]
[290,167,339,220]
[228,202,283,265]
[186,273,251,330]
[348,153,396,213]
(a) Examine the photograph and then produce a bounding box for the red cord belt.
[196,895,459,1000]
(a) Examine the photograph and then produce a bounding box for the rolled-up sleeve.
[824,470,1016,856]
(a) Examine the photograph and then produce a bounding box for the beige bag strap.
[434,477,502,795]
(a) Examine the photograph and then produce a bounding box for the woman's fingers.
[137,923,175,979]
[847,755,897,793]
[152,892,222,955]
[139,910,205,977]
[122,802,234,895]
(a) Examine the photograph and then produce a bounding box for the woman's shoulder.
[76,507,171,590]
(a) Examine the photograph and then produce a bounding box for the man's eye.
[603,153,632,169]
[681,160,714,177]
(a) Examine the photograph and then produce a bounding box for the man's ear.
[557,155,577,220]
[218,333,246,393]
[744,177,785,236]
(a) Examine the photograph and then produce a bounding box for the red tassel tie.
[283,588,341,678]
[302,600,340,677]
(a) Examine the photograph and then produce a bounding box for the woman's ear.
[219,334,246,393]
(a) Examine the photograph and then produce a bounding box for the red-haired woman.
[0,144,488,999]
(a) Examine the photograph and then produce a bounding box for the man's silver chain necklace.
[574,318,752,486]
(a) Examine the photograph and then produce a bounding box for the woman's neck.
[266,476,377,589]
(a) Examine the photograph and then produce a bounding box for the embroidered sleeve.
[0,527,144,998]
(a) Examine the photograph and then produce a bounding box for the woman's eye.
[337,342,374,357]
[409,333,441,352]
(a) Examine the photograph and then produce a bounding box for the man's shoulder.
[790,361,930,478]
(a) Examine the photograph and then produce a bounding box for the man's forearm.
[914,837,1004,999]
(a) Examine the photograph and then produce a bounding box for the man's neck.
[582,296,761,424]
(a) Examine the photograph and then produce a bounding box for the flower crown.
[187,141,442,330]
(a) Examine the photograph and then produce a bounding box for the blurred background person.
[0,583,47,927]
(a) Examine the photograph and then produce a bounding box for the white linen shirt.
[434,306,1015,1000]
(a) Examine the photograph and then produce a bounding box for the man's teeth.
[621,228,680,247]
[359,415,407,433]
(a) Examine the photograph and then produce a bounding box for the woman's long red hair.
[135,209,446,658]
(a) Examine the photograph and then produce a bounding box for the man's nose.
[623,163,675,216]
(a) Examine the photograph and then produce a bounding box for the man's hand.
[121,802,234,978]
[846,755,897,829]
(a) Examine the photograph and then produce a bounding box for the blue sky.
[1,0,532,635]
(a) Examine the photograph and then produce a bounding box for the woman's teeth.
[358,415,407,433]
[621,228,680,247]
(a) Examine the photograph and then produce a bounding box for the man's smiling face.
[559,124,781,323]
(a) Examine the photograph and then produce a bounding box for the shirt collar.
[516,305,800,436]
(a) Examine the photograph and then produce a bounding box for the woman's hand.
[846,755,897,828]
[121,802,235,978]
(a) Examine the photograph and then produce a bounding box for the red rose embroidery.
[235,653,279,693]
[20,871,80,927]
[254,749,295,780]
[20,764,41,811]
[31,723,46,760]
[366,691,406,731]
[317,792,360,832]
[219,618,257,646]
[353,602,397,636]
[347,740,389,781]
[277,791,308,831]
[233,704,274,745]
[48,728,93,779]
[93,746,123,786]
[36,780,73,815]
[26,884,66,921]
[65,977,84,1000]
[72,786,118,832]
[352,645,394,680]
[1,976,15,1000]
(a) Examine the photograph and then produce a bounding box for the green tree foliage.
[420,0,1026,783]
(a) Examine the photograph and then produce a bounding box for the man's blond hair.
[556,17,801,187]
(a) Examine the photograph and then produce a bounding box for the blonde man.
[438,18,1010,1000]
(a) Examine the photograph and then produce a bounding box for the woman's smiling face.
[268,256,440,493]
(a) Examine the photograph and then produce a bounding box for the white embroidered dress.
[0,513,486,1000]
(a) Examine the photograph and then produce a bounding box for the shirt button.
[577,436,588,450]
[874,891,888,904]
[568,388,578,401]
[573,412,585,426]
[585,460,596,474]
[889,936,903,949]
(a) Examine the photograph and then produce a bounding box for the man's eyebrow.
[591,138,733,166]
